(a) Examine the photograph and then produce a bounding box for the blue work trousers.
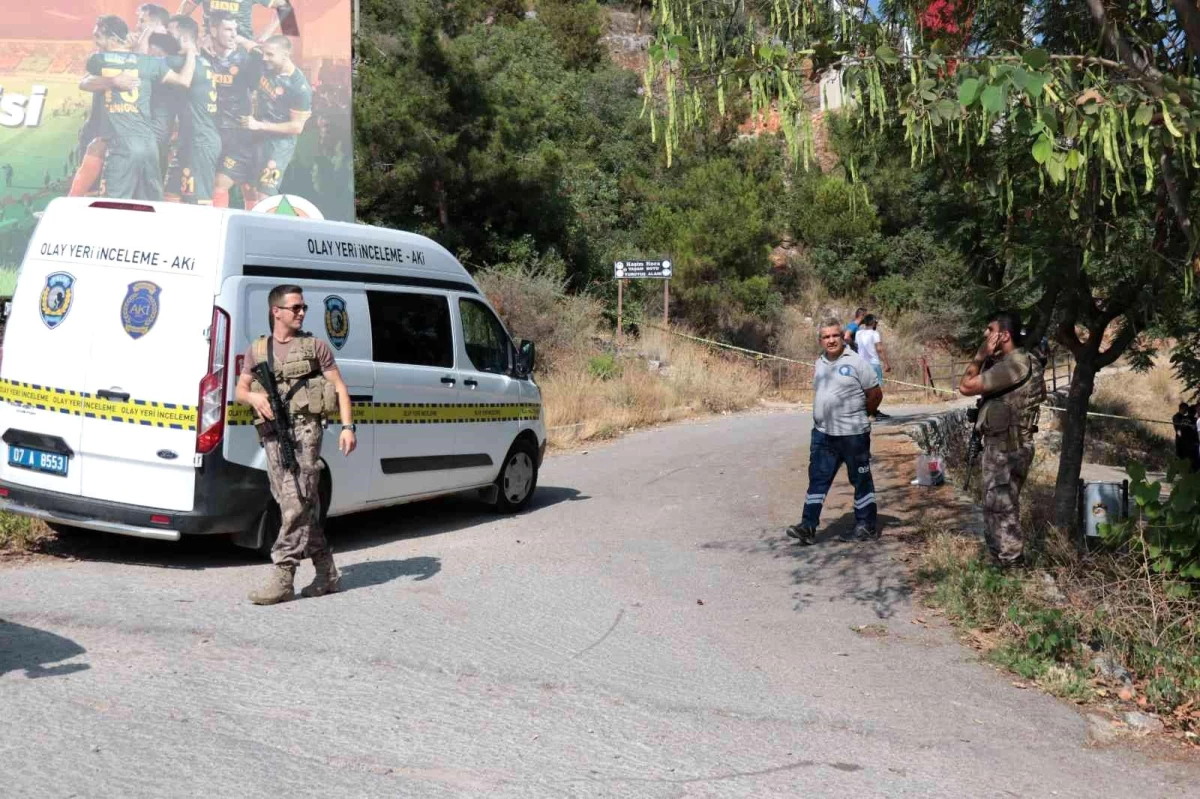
[800,429,877,529]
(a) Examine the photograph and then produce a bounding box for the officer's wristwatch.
[341,424,357,433]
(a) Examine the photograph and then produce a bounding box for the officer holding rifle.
[958,311,1045,569]
[235,284,356,605]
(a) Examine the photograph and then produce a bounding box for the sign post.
[613,258,673,336]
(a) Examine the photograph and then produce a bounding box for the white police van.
[0,198,545,554]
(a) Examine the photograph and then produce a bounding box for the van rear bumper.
[0,496,183,541]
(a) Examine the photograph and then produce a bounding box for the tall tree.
[646,0,1196,527]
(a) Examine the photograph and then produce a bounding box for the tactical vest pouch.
[320,381,337,417]
[978,400,1014,437]
[281,358,319,381]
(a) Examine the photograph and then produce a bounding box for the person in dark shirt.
[162,15,221,204]
[207,10,258,207]
[1173,402,1199,472]
[239,35,311,205]
[177,0,290,41]
[79,15,195,201]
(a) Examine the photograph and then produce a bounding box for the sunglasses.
[276,303,308,314]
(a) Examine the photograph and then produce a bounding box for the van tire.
[252,466,332,559]
[494,438,538,514]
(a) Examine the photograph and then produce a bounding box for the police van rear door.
[1,200,223,512]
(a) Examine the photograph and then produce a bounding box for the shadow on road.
[701,424,979,620]
[26,485,587,568]
[0,620,90,679]
[338,556,441,591]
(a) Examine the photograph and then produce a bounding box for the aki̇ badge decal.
[121,280,161,340]
[40,272,75,329]
[324,295,349,350]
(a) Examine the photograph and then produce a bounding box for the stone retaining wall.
[907,409,973,473]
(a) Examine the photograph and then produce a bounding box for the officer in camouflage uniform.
[235,285,357,605]
[959,312,1046,567]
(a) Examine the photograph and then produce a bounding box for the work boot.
[855,524,880,542]
[248,564,296,605]
[300,551,341,598]
[786,524,817,545]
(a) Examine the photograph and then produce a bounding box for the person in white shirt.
[854,314,891,419]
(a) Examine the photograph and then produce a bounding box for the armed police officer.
[958,312,1046,568]
[235,284,356,605]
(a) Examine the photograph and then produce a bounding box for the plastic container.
[915,454,945,486]
[1080,481,1128,539]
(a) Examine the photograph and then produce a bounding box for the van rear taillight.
[196,306,230,455]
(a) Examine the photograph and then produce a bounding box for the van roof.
[38,198,473,287]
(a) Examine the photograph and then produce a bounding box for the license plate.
[8,445,69,477]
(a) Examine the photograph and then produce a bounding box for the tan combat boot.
[248,564,296,605]
[300,551,341,598]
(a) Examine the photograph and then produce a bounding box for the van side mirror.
[515,340,536,378]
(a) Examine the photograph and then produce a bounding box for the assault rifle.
[964,402,982,490]
[253,361,301,482]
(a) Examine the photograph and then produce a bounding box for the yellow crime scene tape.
[0,379,197,430]
[226,402,542,426]
[0,379,541,431]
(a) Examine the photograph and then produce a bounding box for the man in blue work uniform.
[787,318,883,545]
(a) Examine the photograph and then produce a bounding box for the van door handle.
[97,389,131,402]
[440,377,456,386]
[463,379,478,389]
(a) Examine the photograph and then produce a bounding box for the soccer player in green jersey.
[237,35,311,207]
[165,16,222,205]
[177,0,291,41]
[79,15,196,201]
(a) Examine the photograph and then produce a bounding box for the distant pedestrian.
[844,307,867,351]
[1173,402,1199,471]
[855,314,892,420]
[786,318,882,545]
[2,164,12,188]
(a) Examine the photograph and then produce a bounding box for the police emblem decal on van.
[121,281,162,340]
[39,272,75,329]
[324,295,349,350]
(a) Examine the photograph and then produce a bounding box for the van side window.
[367,291,454,368]
[459,299,510,375]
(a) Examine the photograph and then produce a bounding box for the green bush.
[587,353,621,380]
[1101,461,1200,585]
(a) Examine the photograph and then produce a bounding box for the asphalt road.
[1,409,1195,797]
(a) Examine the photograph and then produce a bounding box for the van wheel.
[494,438,538,514]
[253,468,332,559]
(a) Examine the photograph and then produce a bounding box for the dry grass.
[542,326,768,448]
[1080,356,1181,469]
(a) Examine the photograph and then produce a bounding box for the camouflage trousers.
[263,414,327,567]
[981,439,1035,563]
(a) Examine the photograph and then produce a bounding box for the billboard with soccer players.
[0,1,353,288]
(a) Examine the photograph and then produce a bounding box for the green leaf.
[1032,135,1052,164]
[1046,153,1066,183]
[1134,104,1154,126]
[981,85,1005,114]
[936,99,959,121]
[875,45,898,66]
[921,90,938,102]
[1009,69,1029,91]
[668,35,690,48]
[1023,48,1050,69]
[1025,73,1045,99]
[1065,149,1082,170]
[958,78,981,107]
